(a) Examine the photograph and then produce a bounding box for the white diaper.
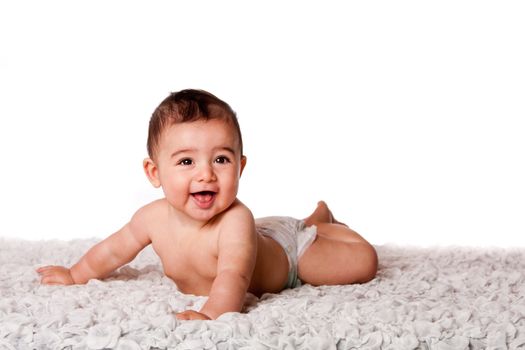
[255,216,317,289]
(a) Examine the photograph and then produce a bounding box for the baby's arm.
[38,207,152,285]
[179,207,257,320]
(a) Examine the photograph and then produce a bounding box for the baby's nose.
[197,164,217,182]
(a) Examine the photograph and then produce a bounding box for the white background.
[1,1,524,247]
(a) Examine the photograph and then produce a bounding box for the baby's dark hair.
[147,89,243,160]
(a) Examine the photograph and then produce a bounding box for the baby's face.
[152,119,245,223]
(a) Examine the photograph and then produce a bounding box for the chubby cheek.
[219,172,241,199]
[160,175,189,203]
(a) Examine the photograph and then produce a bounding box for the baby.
[37,89,378,320]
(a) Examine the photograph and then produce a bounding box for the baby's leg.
[298,226,377,285]
[298,202,377,285]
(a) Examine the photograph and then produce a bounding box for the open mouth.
[191,191,217,208]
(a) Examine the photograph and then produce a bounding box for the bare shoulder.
[213,200,256,248]
[128,199,167,244]
[218,200,255,234]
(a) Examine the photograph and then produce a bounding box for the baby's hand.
[176,310,211,321]
[37,266,75,285]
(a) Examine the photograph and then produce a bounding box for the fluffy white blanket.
[0,238,524,349]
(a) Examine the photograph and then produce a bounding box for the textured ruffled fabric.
[1,238,524,349]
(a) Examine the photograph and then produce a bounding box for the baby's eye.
[215,156,231,164]
[178,158,193,166]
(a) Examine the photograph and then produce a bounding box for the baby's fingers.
[36,266,73,285]
[37,267,56,278]
[36,266,51,274]
[40,277,63,285]
[40,274,70,285]
[36,265,62,274]
[176,310,211,321]
[39,274,59,285]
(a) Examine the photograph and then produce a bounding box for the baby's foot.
[319,201,348,226]
[304,201,347,226]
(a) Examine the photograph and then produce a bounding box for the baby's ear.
[143,158,161,188]
[240,156,247,176]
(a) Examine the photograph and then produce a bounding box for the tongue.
[193,192,214,203]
